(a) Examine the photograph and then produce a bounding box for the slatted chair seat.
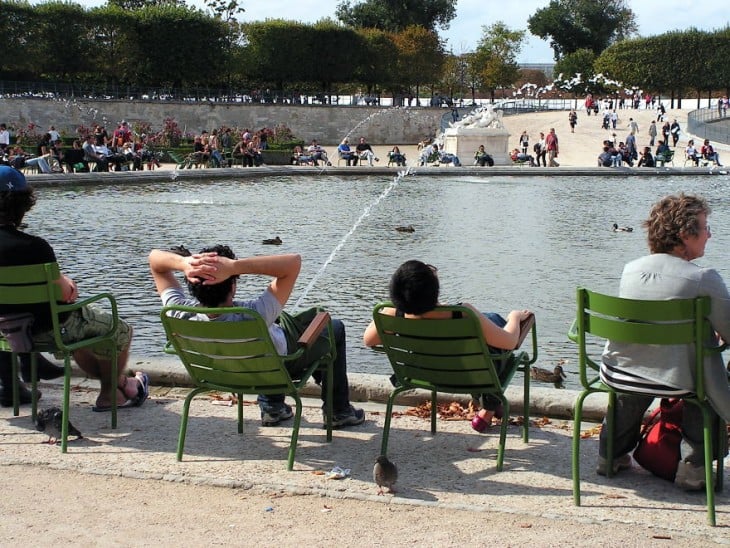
[371,303,537,471]
[568,288,726,526]
[160,305,335,470]
[0,262,120,452]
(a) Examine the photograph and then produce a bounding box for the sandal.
[131,372,149,407]
[471,409,495,433]
[92,394,136,412]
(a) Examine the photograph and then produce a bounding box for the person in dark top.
[63,140,88,172]
[637,146,655,168]
[0,167,145,410]
[362,260,533,431]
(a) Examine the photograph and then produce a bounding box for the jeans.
[24,156,52,173]
[598,393,723,465]
[258,317,351,414]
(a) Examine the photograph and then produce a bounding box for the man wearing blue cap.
[0,166,147,409]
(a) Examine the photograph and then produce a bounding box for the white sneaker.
[675,460,712,491]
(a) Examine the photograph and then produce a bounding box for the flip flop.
[92,398,136,412]
[132,372,150,407]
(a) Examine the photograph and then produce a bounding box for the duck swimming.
[395,225,415,233]
[530,365,567,385]
[612,223,633,232]
[262,236,282,245]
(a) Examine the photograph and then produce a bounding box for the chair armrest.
[516,314,535,349]
[297,311,330,348]
[56,292,117,316]
[567,319,578,343]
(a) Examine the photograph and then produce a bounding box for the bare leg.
[73,340,131,408]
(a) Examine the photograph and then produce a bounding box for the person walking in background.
[670,119,681,147]
[625,131,638,164]
[648,120,657,147]
[519,131,529,154]
[545,127,559,167]
[627,118,639,134]
[534,132,547,167]
[568,111,577,133]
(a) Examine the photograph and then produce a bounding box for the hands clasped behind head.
[185,252,223,285]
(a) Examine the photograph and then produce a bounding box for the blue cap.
[0,166,29,192]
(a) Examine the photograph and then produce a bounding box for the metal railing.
[687,108,730,145]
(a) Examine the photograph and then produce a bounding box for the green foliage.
[392,25,445,95]
[472,22,524,99]
[262,124,304,150]
[10,122,43,146]
[528,0,637,60]
[553,49,596,94]
[242,20,362,90]
[336,0,457,33]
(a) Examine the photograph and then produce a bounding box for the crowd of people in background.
[585,93,725,169]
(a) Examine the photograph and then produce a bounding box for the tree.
[528,0,637,60]
[355,28,398,96]
[471,22,524,102]
[553,48,596,96]
[391,25,444,103]
[336,0,456,33]
[107,0,184,8]
[241,20,361,93]
[33,2,94,82]
[0,1,37,80]
[204,0,244,22]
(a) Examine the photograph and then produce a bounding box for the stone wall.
[2,98,446,145]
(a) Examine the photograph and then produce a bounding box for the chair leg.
[10,352,20,417]
[287,394,304,471]
[61,355,71,453]
[716,418,726,492]
[29,353,38,421]
[430,390,437,434]
[110,348,118,430]
[177,387,205,461]
[700,404,716,526]
[380,388,405,456]
[237,393,243,434]
[523,363,531,443]
[572,390,591,506]
[605,391,617,478]
[496,395,509,471]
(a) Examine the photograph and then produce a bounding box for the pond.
[30,173,730,389]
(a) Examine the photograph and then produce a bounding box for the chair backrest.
[160,304,296,395]
[573,288,713,399]
[372,303,503,394]
[0,262,62,332]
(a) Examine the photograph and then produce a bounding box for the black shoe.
[20,354,65,382]
[0,383,40,407]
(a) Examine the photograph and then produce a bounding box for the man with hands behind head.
[149,246,365,428]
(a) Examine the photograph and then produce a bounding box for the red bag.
[633,398,684,481]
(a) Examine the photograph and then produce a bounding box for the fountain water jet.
[293,166,412,309]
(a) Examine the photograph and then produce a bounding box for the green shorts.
[34,305,132,360]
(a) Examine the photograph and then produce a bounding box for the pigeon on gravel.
[373,455,398,495]
[35,406,83,444]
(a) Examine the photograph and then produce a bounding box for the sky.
[55,0,729,63]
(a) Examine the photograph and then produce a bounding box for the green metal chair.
[160,305,334,471]
[0,262,120,452]
[167,151,194,169]
[372,303,537,471]
[568,288,726,526]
